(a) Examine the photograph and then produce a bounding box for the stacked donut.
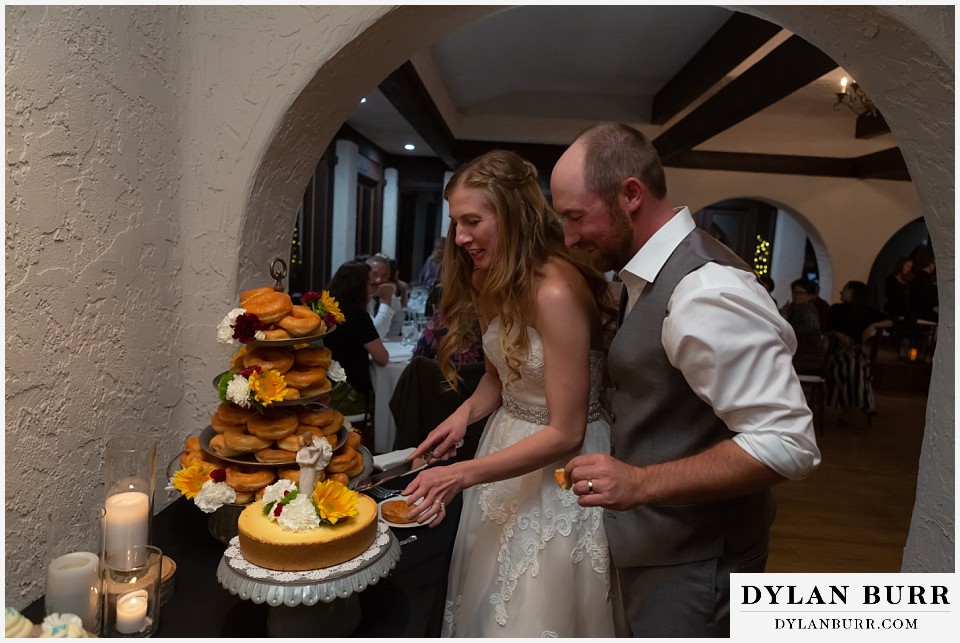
[200,402,364,502]
[240,345,333,399]
[240,286,325,340]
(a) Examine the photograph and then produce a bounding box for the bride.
[402,150,616,637]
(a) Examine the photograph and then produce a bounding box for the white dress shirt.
[619,207,820,480]
[368,295,402,339]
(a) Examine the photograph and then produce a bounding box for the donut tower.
[178,281,366,505]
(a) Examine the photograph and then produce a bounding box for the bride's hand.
[401,465,463,527]
[407,411,468,463]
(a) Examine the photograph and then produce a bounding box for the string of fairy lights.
[753,234,771,276]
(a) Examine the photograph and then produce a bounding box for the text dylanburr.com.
[732,573,957,640]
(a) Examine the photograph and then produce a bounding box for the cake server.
[352,457,429,492]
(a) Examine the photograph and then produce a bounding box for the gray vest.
[605,228,776,568]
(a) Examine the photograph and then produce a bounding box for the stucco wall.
[5,5,183,604]
[4,4,954,608]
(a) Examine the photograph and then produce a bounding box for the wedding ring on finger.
[587,480,594,494]
[455,439,464,449]
[434,499,445,510]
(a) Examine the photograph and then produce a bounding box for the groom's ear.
[619,177,644,215]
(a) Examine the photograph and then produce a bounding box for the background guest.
[909,247,938,323]
[780,278,822,334]
[362,253,402,338]
[416,236,445,289]
[323,261,389,419]
[883,257,914,321]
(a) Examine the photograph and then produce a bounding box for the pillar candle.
[115,590,148,634]
[103,491,150,565]
[45,552,99,630]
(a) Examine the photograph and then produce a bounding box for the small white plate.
[377,495,437,529]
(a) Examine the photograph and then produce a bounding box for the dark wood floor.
[767,363,929,572]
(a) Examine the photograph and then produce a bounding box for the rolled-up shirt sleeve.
[662,264,821,480]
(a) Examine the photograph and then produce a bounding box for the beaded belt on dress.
[501,393,601,424]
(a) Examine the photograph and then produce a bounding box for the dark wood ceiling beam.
[651,13,781,125]
[666,148,910,181]
[652,35,838,163]
[378,61,459,169]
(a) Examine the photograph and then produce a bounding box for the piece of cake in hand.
[554,468,572,490]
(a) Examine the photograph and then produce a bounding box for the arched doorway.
[236,7,954,572]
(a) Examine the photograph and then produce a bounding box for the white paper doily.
[217,522,400,606]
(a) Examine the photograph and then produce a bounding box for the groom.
[552,122,821,637]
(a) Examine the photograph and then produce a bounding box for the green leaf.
[218,370,236,402]
[262,500,276,516]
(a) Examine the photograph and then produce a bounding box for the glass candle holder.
[45,507,103,633]
[103,437,156,568]
[102,545,162,637]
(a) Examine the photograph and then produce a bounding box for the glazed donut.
[300,379,333,397]
[283,367,328,390]
[247,409,299,441]
[217,402,254,424]
[277,467,300,483]
[239,286,276,307]
[282,388,300,400]
[296,405,338,427]
[345,429,362,450]
[223,431,273,453]
[210,410,246,434]
[327,472,349,486]
[255,448,297,464]
[276,431,308,452]
[225,466,276,492]
[277,305,322,337]
[233,490,255,505]
[209,434,245,458]
[261,327,292,340]
[185,435,201,452]
[241,290,292,324]
[180,449,205,468]
[326,447,358,473]
[293,346,333,369]
[243,346,295,374]
[345,450,365,478]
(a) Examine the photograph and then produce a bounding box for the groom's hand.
[565,453,642,511]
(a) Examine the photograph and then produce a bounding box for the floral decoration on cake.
[168,462,237,513]
[217,308,266,345]
[261,479,360,531]
[300,290,346,330]
[40,613,84,638]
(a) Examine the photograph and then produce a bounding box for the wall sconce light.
[834,77,878,117]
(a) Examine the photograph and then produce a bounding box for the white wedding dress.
[441,317,615,638]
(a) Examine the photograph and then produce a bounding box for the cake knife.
[351,457,430,492]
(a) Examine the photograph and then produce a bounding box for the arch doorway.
[237,7,953,572]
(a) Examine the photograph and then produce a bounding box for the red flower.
[210,469,226,483]
[273,503,283,516]
[301,292,321,306]
[238,365,262,378]
[324,312,338,328]
[233,313,264,344]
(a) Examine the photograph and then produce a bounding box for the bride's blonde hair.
[437,150,613,387]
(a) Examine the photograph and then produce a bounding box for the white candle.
[45,552,99,630]
[104,491,150,567]
[115,590,148,634]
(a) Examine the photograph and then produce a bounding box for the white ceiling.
[347,6,893,160]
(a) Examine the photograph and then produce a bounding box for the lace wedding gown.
[441,318,615,637]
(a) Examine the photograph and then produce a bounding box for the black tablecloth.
[24,481,461,638]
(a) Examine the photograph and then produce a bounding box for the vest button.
[610,413,617,423]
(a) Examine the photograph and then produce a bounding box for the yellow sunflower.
[320,291,346,324]
[172,462,216,500]
[312,479,359,524]
[249,369,288,406]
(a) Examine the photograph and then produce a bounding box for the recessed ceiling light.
[404,144,416,151]
[360,97,367,104]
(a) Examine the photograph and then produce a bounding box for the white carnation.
[254,330,266,340]
[225,375,251,408]
[262,479,298,510]
[194,480,237,513]
[327,360,347,383]
[216,308,247,345]
[276,494,320,532]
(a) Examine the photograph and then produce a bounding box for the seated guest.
[780,278,822,333]
[362,254,403,338]
[412,310,484,364]
[323,261,389,418]
[416,237,445,289]
[825,280,893,421]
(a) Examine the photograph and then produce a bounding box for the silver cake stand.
[217,522,400,637]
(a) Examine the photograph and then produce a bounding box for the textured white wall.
[4,4,953,609]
